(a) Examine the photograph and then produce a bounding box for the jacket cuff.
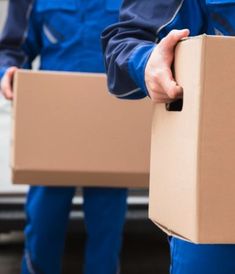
[0,67,8,80]
[128,43,155,96]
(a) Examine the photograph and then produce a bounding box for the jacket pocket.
[36,0,80,44]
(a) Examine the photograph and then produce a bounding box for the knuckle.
[168,90,176,99]
[168,30,177,39]
[149,83,159,94]
[168,88,180,99]
[160,36,167,45]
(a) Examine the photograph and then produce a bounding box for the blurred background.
[0,1,170,273]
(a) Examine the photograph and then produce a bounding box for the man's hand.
[145,29,190,103]
[0,66,18,100]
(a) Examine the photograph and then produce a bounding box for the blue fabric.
[128,43,155,97]
[21,187,127,274]
[170,238,235,274]
[0,67,7,80]
[102,1,235,274]
[83,187,127,274]
[0,0,34,71]
[21,0,121,73]
[22,187,76,274]
[0,1,127,274]
[102,0,235,98]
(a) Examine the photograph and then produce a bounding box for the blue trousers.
[21,186,127,274]
[170,237,235,274]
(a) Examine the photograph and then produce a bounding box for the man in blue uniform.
[0,1,127,274]
[102,1,235,274]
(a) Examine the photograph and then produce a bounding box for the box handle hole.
[166,99,183,112]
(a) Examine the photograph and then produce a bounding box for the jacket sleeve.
[0,0,35,78]
[102,0,205,99]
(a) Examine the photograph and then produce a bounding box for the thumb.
[1,66,18,100]
[161,29,190,53]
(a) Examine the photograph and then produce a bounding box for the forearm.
[0,0,34,78]
[102,0,186,99]
[102,35,155,99]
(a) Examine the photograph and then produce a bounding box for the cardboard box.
[149,35,235,243]
[12,70,152,188]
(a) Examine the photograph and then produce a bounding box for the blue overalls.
[1,1,127,274]
[102,0,235,273]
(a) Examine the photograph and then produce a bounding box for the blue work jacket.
[0,0,122,77]
[102,0,235,99]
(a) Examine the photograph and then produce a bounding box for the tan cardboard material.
[12,70,152,187]
[149,35,235,243]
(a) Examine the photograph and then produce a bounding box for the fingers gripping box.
[149,35,235,243]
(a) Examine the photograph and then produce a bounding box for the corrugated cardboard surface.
[12,70,152,187]
[149,35,235,243]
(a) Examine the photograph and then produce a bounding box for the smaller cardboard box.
[12,70,152,188]
[149,35,235,243]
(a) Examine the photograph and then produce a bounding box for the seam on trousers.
[25,250,36,274]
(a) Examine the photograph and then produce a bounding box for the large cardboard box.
[149,35,235,243]
[12,70,152,188]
